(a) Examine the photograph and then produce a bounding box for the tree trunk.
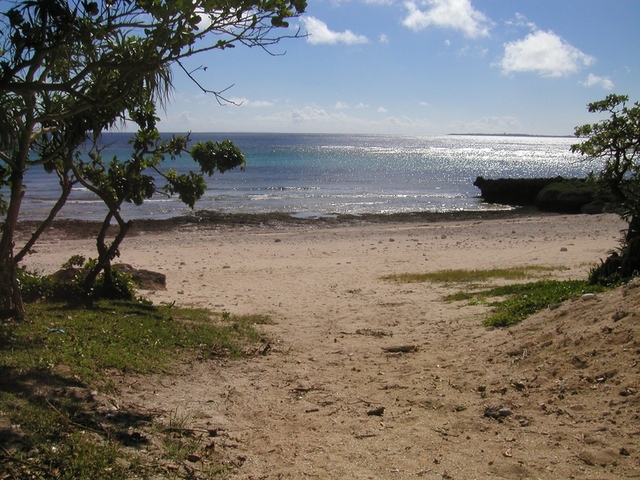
[0,170,26,320]
[83,209,132,297]
[621,214,640,278]
[14,170,73,264]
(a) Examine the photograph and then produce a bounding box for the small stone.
[560,247,568,252]
[367,406,385,416]
[581,293,596,301]
[612,309,628,321]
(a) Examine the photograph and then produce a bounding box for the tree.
[0,0,306,319]
[572,94,640,284]
[75,103,246,297]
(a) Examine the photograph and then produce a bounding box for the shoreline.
[14,205,560,239]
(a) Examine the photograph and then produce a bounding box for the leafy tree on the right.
[572,94,640,284]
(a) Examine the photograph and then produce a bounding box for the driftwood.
[382,345,417,353]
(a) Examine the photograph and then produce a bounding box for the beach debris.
[619,387,637,396]
[49,328,65,334]
[484,405,512,419]
[382,345,417,353]
[367,406,385,416]
[612,308,628,321]
[355,328,392,337]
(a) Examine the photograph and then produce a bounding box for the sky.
[156,0,640,136]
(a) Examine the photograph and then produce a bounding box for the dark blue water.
[12,132,601,221]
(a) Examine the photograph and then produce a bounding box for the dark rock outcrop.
[473,176,563,206]
[114,264,166,290]
[474,176,617,214]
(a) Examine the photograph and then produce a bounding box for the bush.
[18,257,136,304]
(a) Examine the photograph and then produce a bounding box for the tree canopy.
[0,0,306,319]
[572,94,640,283]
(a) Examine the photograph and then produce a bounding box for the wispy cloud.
[581,73,614,90]
[402,0,492,39]
[301,17,368,45]
[505,13,536,31]
[229,97,275,107]
[335,101,349,109]
[451,116,523,134]
[499,30,594,77]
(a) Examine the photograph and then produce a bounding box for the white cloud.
[450,116,523,134]
[355,103,368,109]
[379,34,390,44]
[335,101,349,109]
[177,111,194,125]
[419,101,430,107]
[499,30,594,77]
[581,73,614,90]
[506,13,536,31]
[402,0,492,39]
[301,17,368,45]
[229,97,274,107]
[290,106,331,122]
[377,107,388,113]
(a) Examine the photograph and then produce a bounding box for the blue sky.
[157,0,640,136]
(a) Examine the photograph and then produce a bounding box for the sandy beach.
[19,211,640,479]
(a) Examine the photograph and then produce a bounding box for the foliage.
[572,94,640,284]
[17,261,136,303]
[0,300,271,477]
[0,0,306,319]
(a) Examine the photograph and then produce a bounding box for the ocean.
[13,133,601,221]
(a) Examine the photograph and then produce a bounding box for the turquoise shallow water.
[13,133,600,221]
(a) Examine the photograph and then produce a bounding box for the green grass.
[0,299,272,478]
[383,265,610,328]
[382,265,563,284]
[0,300,271,382]
[444,279,608,327]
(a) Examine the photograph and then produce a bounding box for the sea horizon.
[9,132,601,222]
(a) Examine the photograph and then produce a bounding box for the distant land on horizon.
[448,133,574,138]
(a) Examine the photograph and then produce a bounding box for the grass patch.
[0,300,271,382]
[0,299,271,478]
[382,265,563,284]
[444,279,608,328]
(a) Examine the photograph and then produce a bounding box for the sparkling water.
[11,133,601,221]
